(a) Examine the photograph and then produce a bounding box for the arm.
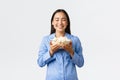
[71,36,84,67]
[37,36,56,67]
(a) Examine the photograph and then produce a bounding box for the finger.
[69,41,72,45]
[65,44,72,50]
[52,44,60,51]
[50,41,52,45]
[50,43,58,48]
[52,46,60,53]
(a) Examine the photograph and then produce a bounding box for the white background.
[0,0,120,80]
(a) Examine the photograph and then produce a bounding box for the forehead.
[54,12,67,18]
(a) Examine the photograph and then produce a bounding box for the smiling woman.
[37,9,84,80]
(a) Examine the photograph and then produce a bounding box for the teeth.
[52,36,71,45]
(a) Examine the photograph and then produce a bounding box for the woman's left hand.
[62,41,74,57]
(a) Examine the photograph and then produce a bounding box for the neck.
[55,31,65,38]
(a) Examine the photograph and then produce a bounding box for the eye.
[55,19,59,21]
[63,19,66,21]
[62,18,67,21]
[56,19,59,21]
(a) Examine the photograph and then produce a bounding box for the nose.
[58,20,62,25]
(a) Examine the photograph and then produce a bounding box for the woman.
[37,9,84,80]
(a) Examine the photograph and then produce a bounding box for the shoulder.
[41,33,55,41]
[68,33,80,41]
[66,33,82,45]
[69,34,82,49]
[42,35,49,40]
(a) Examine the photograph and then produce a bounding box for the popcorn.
[51,36,71,46]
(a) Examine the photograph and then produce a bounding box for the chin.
[58,30,65,33]
[56,29,64,31]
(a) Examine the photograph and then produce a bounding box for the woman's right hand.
[49,41,60,56]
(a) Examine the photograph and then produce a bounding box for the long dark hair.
[50,9,71,34]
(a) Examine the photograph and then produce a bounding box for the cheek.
[53,24,57,29]
[52,21,54,26]
[64,26,67,29]
[52,22,57,27]
[52,21,58,25]
[64,23,68,28]
[64,21,68,26]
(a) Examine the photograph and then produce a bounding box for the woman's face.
[52,12,68,33]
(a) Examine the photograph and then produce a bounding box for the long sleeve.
[37,36,56,67]
[71,36,84,67]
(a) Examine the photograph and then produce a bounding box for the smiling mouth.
[57,25,64,28]
[58,27,64,29]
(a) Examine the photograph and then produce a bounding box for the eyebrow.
[54,17,67,19]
